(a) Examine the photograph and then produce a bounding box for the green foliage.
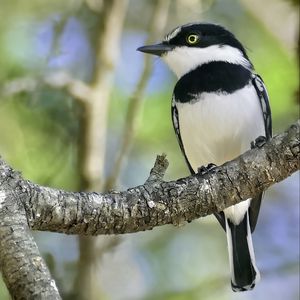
[0,275,9,300]
[239,10,299,130]
[0,96,80,189]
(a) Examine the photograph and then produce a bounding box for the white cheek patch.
[162,45,251,78]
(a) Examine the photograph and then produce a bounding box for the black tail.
[225,211,260,292]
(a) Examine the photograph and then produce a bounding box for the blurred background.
[0,0,299,299]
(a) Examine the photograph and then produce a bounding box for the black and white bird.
[138,23,272,292]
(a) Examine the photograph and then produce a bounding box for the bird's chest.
[175,87,264,170]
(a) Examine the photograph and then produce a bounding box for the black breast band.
[174,62,252,103]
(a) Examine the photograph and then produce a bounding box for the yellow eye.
[186,34,199,45]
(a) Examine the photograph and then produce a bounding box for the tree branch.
[0,121,298,298]
[0,169,61,299]
[0,121,297,235]
[1,72,92,104]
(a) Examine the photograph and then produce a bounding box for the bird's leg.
[197,163,217,175]
[250,136,267,149]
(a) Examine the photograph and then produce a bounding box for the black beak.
[137,43,174,57]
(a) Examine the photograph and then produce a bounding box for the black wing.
[171,97,226,230]
[252,74,272,139]
[171,98,195,174]
[249,74,272,232]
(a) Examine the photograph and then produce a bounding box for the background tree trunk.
[73,1,128,299]
[72,1,170,299]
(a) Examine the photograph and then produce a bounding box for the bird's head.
[137,23,252,78]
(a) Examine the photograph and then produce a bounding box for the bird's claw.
[251,136,267,149]
[197,163,217,175]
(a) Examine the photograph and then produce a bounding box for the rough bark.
[0,167,61,299]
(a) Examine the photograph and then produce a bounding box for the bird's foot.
[197,163,217,175]
[251,136,267,149]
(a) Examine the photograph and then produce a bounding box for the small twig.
[145,153,169,184]
[1,76,38,95]
[1,72,91,104]
[44,72,91,103]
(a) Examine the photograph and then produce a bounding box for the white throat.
[162,45,251,78]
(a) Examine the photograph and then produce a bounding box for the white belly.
[176,85,265,224]
[176,85,265,169]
